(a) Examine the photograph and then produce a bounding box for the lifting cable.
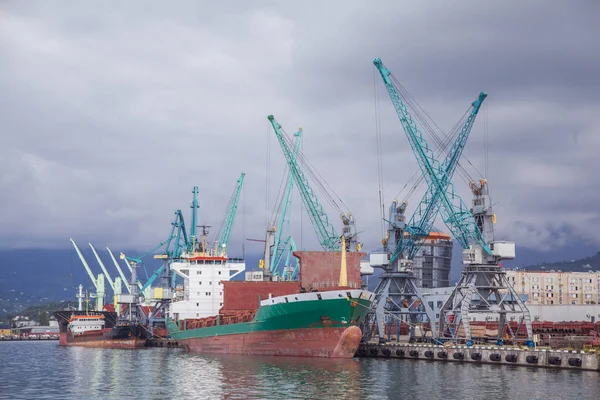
[385,72,488,205]
[373,66,386,238]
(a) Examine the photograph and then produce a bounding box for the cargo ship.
[53,310,149,348]
[167,245,374,358]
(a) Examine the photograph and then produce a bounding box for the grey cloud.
[0,1,598,259]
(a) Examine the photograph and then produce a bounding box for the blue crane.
[268,115,356,252]
[189,186,199,252]
[214,172,245,256]
[282,236,299,281]
[389,91,488,263]
[121,209,189,293]
[373,58,491,256]
[374,58,533,347]
[269,129,302,277]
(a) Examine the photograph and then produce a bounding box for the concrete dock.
[357,343,600,371]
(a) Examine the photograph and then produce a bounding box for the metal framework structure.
[438,180,533,346]
[373,57,533,347]
[367,67,486,344]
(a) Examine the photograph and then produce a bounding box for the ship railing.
[311,281,361,289]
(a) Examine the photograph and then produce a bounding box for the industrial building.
[505,270,600,305]
[412,232,452,288]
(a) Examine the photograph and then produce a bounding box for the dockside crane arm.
[189,186,199,251]
[268,114,341,251]
[70,238,103,292]
[89,243,121,292]
[107,247,137,292]
[215,172,246,255]
[394,91,488,261]
[270,130,302,274]
[285,236,300,281]
[373,58,491,257]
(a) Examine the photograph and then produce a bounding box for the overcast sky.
[1,1,599,258]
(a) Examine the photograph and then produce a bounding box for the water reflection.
[172,353,366,400]
[1,342,599,400]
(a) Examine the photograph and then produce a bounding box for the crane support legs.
[364,272,437,343]
[438,265,534,347]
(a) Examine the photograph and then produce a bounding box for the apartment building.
[506,270,600,305]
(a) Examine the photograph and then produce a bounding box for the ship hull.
[182,325,362,358]
[58,332,146,349]
[168,289,374,358]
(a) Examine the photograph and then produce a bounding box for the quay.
[357,342,600,371]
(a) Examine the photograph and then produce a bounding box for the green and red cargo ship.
[167,251,374,358]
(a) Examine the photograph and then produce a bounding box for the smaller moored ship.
[55,312,148,349]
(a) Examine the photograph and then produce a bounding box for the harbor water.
[0,341,598,400]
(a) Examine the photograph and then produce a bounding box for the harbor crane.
[106,247,138,294]
[89,243,123,314]
[373,58,533,347]
[369,67,486,341]
[213,172,246,257]
[268,115,359,254]
[261,128,302,279]
[70,238,105,312]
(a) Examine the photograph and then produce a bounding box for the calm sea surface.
[0,341,598,400]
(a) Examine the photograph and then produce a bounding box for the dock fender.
[548,356,561,366]
[526,355,538,364]
[489,353,501,362]
[568,358,582,367]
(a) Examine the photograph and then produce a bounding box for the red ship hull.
[181,325,363,358]
[59,332,146,349]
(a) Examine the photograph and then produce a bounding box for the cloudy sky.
[1,1,599,259]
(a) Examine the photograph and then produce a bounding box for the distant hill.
[515,251,600,273]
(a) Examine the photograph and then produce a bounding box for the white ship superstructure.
[67,315,106,335]
[170,252,245,320]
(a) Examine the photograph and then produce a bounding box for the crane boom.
[268,115,340,251]
[107,247,136,292]
[391,92,488,262]
[216,172,245,254]
[270,129,302,273]
[373,58,490,255]
[70,238,101,291]
[89,243,121,293]
[190,186,199,251]
[70,238,104,311]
